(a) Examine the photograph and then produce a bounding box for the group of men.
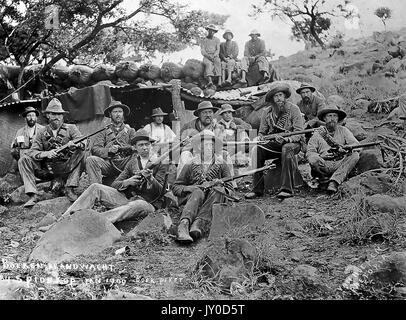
[201,25,271,87]
[10,81,361,244]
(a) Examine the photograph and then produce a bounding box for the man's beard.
[202,117,212,126]
[26,120,36,127]
[326,121,337,131]
[49,119,61,130]
[303,97,311,103]
[112,117,123,124]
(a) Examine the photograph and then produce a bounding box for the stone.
[353,149,384,174]
[196,238,258,289]
[0,280,30,300]
[0,205,8,215]
[368,252,406,287]
[36,213,57,228]
[102,290,153,300]
[364,194,406,213]
[208,203,265,240]
[344,118,368,141]
[326,95,345,110]
[292,264,320,286]
[388,46,402,59]
[9,182,51,204]
[128,210,172,239]
[0,173,23,194]
[341,173,392,196]
[31,197,72,219]
[29,209,121,263]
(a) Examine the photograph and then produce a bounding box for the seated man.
[62,130,168,223]
[220,29,239,85]
[307,105,360,193]
[240,29,270,84]
[19,98,85,207]
[86,100,136,184]
[245,83,305,199]
[201,24,221,87]
[296,83,326,129]
[172,130,234,244]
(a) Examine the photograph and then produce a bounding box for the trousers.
[86,155,132,184]
[203,56,221,77]
[241,56,269,73]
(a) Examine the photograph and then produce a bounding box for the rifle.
[54,124,111,154]
[325,141,382,160]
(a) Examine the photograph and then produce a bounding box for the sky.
[122,0,406,64]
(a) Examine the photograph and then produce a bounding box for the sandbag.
[115,61,138,81]
[69,65,93,86]
[138,64,161,80]
[92,64,116,82]
[160,62,183,82]
[182,59,205,80]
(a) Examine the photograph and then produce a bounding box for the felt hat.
[317,104,347,122]
[249,29,261,37]
[103,100,131,118]
[191,130,223,154]
[265,83,291,102]
[21,106,40,117]
[296,83,316,94]
[219,103,235,115]
[151,107,168,117]
[193,100,219,117]
[43,98,69,114]
[131,129,156,145]
[205,24,218,32]
[223,29,234,39]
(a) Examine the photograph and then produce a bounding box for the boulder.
[196,238,258,289]
[293,265,320,286]
[326,95,345,110]
[344,118,368,141]
[128,210,173,239]
[30,209,121,263]
[115,61,138,82]
[209,204,265,240]
[364,194,406,213]
[31,197,72,219]
[0,280,30,300]
[388,46,403,59]
[9,182,51,204]
[341,173,392,196]
[160,62,183,82]
[69,65,93,86]
[182,59,205,80]
[102,290,153,300]
[368,252,406,287]
[36,213,57,228]
[353,149,384,174]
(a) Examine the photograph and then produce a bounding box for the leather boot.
[65,187,78,202]
[177,219,193,243]
[190,219,204,240]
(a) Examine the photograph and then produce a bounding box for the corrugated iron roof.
[0,99,41,109]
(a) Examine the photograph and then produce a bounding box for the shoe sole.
[189,230,202,240]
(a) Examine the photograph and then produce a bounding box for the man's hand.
[109,145,119,154]
[183,185,200,193]
[140,169,153,182]
[274,135,287,145]
[43,150,58,159]
[255,135,264,142]
[229,122,237,130]
[124,173,143,187]
[66,141,77,150]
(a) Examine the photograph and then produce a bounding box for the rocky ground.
[2,29,406,300]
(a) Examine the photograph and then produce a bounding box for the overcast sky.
[122,0,406,64]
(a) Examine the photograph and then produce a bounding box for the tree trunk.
[309,19,325,49]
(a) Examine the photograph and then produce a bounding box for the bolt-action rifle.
[325,141,382,160]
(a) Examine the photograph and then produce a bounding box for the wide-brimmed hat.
[205,24,218,32]
[21,106,40,117]
[43,98,69,114]
[223,29,234,39]
[219,103,235,115]
[191,130,223,154]
[193,100,219,117]
[317,104,347,122]
[249,29,261,37]
[131,129,156,145]
[296,83,316,94]
[151,107,168,117]
[265,83,291,102]
[103,100,131,118]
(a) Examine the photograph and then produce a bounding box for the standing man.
[86,100,136,184]
[201,24,221,87]
[307,105,360,193]
[173,130,234,244]
[240,29,270,84]
[245,83,305,199]
[62,130,168,223]
[11,106,45,162]
[19,98,85,207]
[296,83,326,128]
[220,29,239,85]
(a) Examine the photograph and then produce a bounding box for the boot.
[190,219,204,240]
[327,180,338,194]
[65,187,78,202]
[23,194,38,208]
[177,219,193,243]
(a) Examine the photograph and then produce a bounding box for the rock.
[368,252,406,287]
[36,213,57,228]
[31,197,72,219]
[364,194,406,213]
[9,182,51,204]
[388,46,402,58]
[209,204,265,240]
[353,149,384,174]
[128,210,172,239]
[326,95,345,110]
[339,61,366,74]
[196,238,258,289]
[341,173,392,196]
[102,290,153,300]
[0,205,8,215]
[29,209,121,263]
[292,265,320,286]
[344,118,368,141]
[0,173,23,193]
[0,280,30,300]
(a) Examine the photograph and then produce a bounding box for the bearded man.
[296,83,326,129]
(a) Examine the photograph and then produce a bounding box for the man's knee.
[282,143,298,159]
[190,188,205,200]
[86,155,100,166]
[350,152,360,162]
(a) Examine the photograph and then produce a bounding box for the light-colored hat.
[193,101,219,117]
[219,104,235,115]
[223,29,234,39]
[21,106,39,117]
[317,104,347,122]
[103,100,131,117]
[265,83,291,102]
[249,29,261,37]
[131,129,156,145]
[43,98,69,114]
[151,107,168,117]
[296,83,316,94]
[205,24,218,32]
[191,130,223,154]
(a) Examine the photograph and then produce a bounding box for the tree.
[374,7,392,31]
[0,0,228,98]
[251,0,357,49]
